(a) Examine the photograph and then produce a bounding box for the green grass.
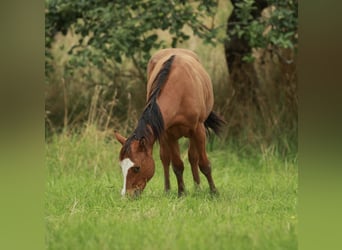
[46,129,297,250]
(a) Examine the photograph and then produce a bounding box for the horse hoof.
[210,188,219,196]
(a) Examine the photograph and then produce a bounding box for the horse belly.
[165,125,192,139]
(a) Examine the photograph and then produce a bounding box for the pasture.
[45,128,297,250]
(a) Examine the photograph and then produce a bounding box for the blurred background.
[45,0,298,156]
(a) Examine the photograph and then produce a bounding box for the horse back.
[147,48,199,82]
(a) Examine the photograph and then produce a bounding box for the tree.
[45,0,219,134]
[223,0,298,151]
[45,0,219,79]
[225,0,298,70]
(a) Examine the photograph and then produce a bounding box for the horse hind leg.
[188,138,201,189]
[193,124,218,194]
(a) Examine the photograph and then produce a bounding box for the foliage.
[227,0,298,61]
[45,0,219,78]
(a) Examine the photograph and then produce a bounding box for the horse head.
[115,132,155,197]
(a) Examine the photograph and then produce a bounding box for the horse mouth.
[133,189,142,197]
[125,188,142,198]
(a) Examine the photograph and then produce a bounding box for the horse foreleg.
[194,124,218,194]
[160,141,171,192]
[188,138,201,189]
[169,139,186,196]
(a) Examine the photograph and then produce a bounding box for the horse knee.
[199,163,212,175]
[188,153,198,166]
[172,162,184,176]
[160,150,170,165]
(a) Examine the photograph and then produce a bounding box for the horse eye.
[132,166,140,173]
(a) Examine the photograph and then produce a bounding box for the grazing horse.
[115,48,225,197]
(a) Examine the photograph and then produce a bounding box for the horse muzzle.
[124,188,142,198]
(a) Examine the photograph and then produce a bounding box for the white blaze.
[120,158,134,196]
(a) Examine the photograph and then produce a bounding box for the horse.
[115,48,225,197]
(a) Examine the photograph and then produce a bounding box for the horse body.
[115,48,225,197]
[148,52,213,136]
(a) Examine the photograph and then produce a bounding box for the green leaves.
[45,0,219,77]
[228,0,298,62]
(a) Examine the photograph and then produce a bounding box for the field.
[45,128,297,250]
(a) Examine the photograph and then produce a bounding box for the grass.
[46,128,297,250]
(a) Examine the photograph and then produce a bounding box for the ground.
[46,132,297,250]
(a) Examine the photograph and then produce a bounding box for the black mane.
[122,55,175,154]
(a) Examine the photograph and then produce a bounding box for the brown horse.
[115,48,225,197]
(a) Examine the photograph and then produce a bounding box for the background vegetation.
[45,1,298,249]
[45,0,297,155]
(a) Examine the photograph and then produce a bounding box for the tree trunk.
[224,0,269,139]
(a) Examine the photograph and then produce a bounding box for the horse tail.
[204,111,226,136]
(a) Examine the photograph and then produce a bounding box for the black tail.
[204,111,226,136]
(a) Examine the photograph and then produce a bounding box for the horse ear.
[139,137,147,151]
[139,137,152,153]
[114,131,126,145]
